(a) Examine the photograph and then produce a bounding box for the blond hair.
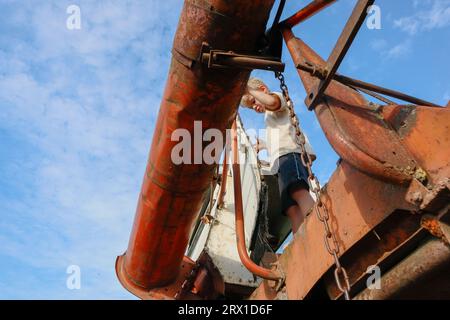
[240,77,268,107]
[247,77,267,90]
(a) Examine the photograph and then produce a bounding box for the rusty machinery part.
[174,261,202,300]
[231,120,284,282]
[116,0,276,294]
[305,0,375,110]
[283,0,440,109]
[283,28,425,186]
[270,0,286,31]
[200,42,285,73]
[174,251,225,300]
[116,252,224,300]
[351,86,396,106]
[282,0,439,110]
[116,255,198,300]
[279,0,337,28]
[354,238,450,300]
[295,61,441,108]
[421,208,450,245]
[249,107,449,300]
[274,71,351,300]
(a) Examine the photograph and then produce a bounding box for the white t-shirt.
[264,92,316,174]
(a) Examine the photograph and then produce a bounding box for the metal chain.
[275,71,352,300]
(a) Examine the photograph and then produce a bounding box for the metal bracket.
[306,0,375,110]
[200,43,285,72]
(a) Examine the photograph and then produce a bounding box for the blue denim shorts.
[276,152,310,215]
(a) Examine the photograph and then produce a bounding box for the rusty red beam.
[354,239,450,300]
[279,0,337,28]
[116,0,275,294]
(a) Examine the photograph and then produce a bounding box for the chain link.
[275,71,351,300]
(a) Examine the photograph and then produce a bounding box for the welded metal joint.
[407,178,450,211]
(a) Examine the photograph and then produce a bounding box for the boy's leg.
[289,184,315,218]
[285,205,304,234]
[277,153,314,233]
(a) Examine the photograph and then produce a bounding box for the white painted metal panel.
[187,119,262,287]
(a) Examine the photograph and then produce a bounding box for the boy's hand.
[253,138,267,153]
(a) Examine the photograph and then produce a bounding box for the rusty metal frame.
[250,0,450,300]
[117,0,450,301]
[283,28,421,185]
[305,0,375,109]
[354,238,450,300]
[277,0,441,108]
[296,61,441,107]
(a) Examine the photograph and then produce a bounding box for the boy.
[240,77,315,234]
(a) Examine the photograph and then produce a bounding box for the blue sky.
[0,0,449,299]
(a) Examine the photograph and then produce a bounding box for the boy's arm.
[248,88,281,111]
[254,138,267,153]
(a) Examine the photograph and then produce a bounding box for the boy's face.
[242,85,268,114]
[242,94,265,113]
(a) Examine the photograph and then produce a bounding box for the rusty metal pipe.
[280,0,337,28]
[231,120,282,281]
[116,0,275,292]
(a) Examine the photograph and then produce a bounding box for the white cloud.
[385,39,412,59]
[443,91,450,105]
[370,38,388,52]
[394,0,450,35]
[0,0,180,299]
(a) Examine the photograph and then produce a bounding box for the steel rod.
[353,86,396,105]
[307,0,375,109]
[280,0,337,28]
[334,74,442,108]
[231,120,282,281]
[202,53,285,72]
[296,62,440,107]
